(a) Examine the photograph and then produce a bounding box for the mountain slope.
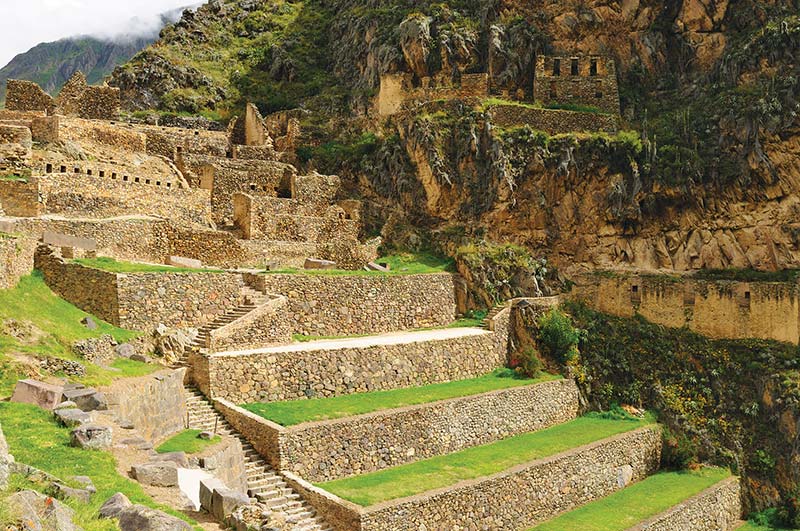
[0,6,193,103]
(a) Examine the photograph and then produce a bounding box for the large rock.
[132,461,179,487]
[156,451,189,468]
[70,424,112,450]
[99,492,132,519]
[61,387,108,412]
[52,481,93,504]
[7,489,82,531]
[154,326,197,364]
[117,504,192,531]
[211,486,251,521]
[199,477,227,512]
[55,408,92,428]
[11,379,64,410]
[304,258,336,270]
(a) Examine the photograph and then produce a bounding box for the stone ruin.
[5,72,120,120]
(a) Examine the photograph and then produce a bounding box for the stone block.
[199,477,227,512]
[0,220,16,233]
[7,490,80,531]
[132,461,179,487]
[52,481,92,504]
[43,231,97,251]
[11,379,64,410]
[115,343,136,358]
[366,261,390,272]
[168,256,203,269]
[211,486,250,520]
[62,388,108,412]
[81,316,98,330]
[99,492,132,519]
[156,451,189,468]
[304,258,336,270]
[55,408,92,428]
[70,424,112,450]
[117,504,192,531]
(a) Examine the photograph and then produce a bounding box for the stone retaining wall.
[193,437,248,494]
[208,295,292,352]
[573,273,800,344]
[488,105,619,134]
[0,177,41,217]
[214,378,579,482]
[250,273,458,336]
[0,234,35,289]
[35,245,244,330]
[290,426,662,531]
[201,307,510,403]
[626,477,741,531]
[115,271,242,331]
[104,369,187,442]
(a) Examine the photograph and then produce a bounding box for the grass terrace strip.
[156,429,221,454]
[72,256,224,273]
[242,370,560,426]
[528,467,732,531]
[264,252,454,276]
[317,414,655,506]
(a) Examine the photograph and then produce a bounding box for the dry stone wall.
[0,178,41,217]
[104,369,187,442]
[0,124,33,167]
[201,308,510,403]
[251,273,458,336]
[378,73,490,116]
[208,295,292,352]
[574,273,800,344]
[5,80,55,114]
[626,477,741,531]
[533,56,620,114]
[115,271,242,331]
[0,234,35,289]
[193,437,248,494]
[290,426,661,531]
[216,379,580,483]
[489,105,619,134]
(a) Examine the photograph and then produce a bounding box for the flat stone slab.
[11,379,64,410]
[132,461,179,487]
[70,424,112,450]
[304,258,336,270]
[54,408,92,428]
[62,388,108,412]
[168,256,203,269]
[42,231,97,251]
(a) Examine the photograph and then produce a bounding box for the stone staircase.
[173,285,267,367]
[184,386,332,531]
[481,302,509,329]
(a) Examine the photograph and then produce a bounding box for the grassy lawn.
[529,468,731,531]
[319,414,655,506]
[0,273,156,399]
[156,429,221,455]
[73,256,223,274]
[265,252,454,276]
[0,402,201,531]
[243,370,559,426]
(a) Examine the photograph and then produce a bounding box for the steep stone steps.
[172,284,268,367]
[185,386,332,531]
[482,302,509,329]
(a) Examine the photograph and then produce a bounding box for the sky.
[0,0,197,68]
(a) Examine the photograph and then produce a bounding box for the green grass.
[73,256,223,274]
[692,268,800,283]
[156,429,221,455]
[265,252,454,276]
[318,414,655,506]
[529,468,731,531]
[243,370,560,426]
[0,272,154,399]
[0,402,202,531]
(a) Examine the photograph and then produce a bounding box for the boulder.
[211,486,251,521]
[117,504,192,531]
[366,261,391,272]
[7,489,82,531]
[154,327,197,365]
[115,343,136,359]
[99,492,132,519]
[198,431,214,440]
[52,481,92,504]
[120,437,153,451]
[11,379,64,410]
[81,316,98,330]
[55,408,92,428]
[168,256,203,269]
[0,421,12,490]
[72,476,96,493]
[156,451,189,468]
[304,258,336,270]
[199,477,227,512]
[132,461,178,487]
[61,388,108,412]
[70,424,112,450]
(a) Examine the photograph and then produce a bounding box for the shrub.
[661,426,700,470]
[511,346,544,378]
[538,308,582,364]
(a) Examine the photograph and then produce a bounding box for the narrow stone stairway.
[172,286,267,367]
[481,302,509,329]
[185,387,332,531]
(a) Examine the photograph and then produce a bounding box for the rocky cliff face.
[111,0,800,274]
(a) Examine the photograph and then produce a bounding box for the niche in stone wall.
[277,169,295,199]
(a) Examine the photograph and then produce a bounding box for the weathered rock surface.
[70,424,112,450]
[55,408,92,428]
[131,460,179,487]
[211,486,251,521]
[117,504,192,531]
[6,490,83,531]
[98,492,132,519]
[11,379,64,410]
[0,421,12,490]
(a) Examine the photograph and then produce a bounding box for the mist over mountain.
[0,5,194,103]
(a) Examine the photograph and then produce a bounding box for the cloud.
[0,0,197,67]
